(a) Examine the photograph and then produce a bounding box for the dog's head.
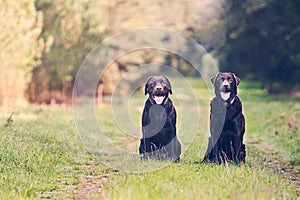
[145,76,172,104]
[211,72,240,102]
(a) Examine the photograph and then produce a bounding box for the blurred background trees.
[0,0,43,106]
[0,0,299,106]
[218,0,300,94]
[26,0,103,104]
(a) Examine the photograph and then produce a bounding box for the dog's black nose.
[156,86,162,91]
[221,84,230,92]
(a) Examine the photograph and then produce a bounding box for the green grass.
[0,107,109,199]
[104,160,293,200]
[0,78,299,199]
[238,81,300,168]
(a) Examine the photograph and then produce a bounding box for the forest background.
[1,0,299,107]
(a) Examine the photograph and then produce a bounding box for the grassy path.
[0,79,299,199]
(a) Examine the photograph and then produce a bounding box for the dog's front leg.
[202,135,221,163]
[139,108,152,158]
[210,114,224,163]
[165,136,181,162]
[203,110,222,163]
[139,137,151,153]
[233,114,246,163]
[232,136,241,164]
[238,114,246,163]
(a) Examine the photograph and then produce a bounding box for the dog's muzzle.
[151,86,166,104]
[152,92,166,104]
[220,85,231,100]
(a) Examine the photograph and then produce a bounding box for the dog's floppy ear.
[210,73,219,85]
[232,73,240,86]
[145,76,152,95]
[163,76,172,95]
[144,84,148,95]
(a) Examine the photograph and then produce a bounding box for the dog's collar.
[226,96,236,106]
[149,96,169,105]
[229,96,236,105]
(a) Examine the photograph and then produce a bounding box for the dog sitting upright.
[202,72,246,164]
[139,76,181,162]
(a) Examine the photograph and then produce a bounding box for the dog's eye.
[149,82,155,87]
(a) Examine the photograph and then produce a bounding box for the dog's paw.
[172,157,180,163]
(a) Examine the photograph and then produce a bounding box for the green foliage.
[26,0,226,103]
[0,0,43,70]
[0,0,43,106]
[219,0,300,94]
[27,0,103,103]
[2,0,299,106]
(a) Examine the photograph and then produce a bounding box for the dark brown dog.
[202,72,246,164]
[139,76,181,162]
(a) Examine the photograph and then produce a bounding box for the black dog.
[202,72,246,164]
[139,76,181,162]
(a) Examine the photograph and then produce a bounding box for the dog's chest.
[144,99,174,123]
[211,97,242,121]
